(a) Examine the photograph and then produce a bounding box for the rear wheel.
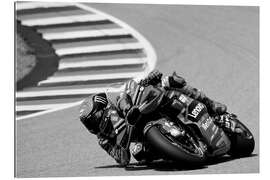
[227,119,255,157]
[145,124,206,164]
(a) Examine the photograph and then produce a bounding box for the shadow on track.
[95,154,258,172]
[95,160,206,171]
[205,154,257,166]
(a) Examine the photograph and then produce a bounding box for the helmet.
[79,93,108,134]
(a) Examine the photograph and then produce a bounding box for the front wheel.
[145,124,206,164]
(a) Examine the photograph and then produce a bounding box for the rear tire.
[145,125,206,164]
[227,120,255,157]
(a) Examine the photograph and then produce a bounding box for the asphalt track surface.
[16,4,259,177]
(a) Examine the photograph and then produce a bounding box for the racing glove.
[162,71,187,88]
[180,84,227,115]
[139,70,163,87]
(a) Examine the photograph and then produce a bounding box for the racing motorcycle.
[106,82,254,164]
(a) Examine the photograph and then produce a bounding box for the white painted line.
[75,3,157,76]
[21,14,107,26]
[55,42,143,56]
[38,72,142,86]
[43,28,130,40]
[16,86,124,121]
[16,103,76,111]
[16,2,73,10]
[16,4,157,121]
[16,101,83,121]
[59,57,147,70]
[16,86,121,99]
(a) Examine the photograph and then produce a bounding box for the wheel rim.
[158,125,204,157]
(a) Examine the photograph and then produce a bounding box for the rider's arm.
[99,91,140,166]
[97,108,136,166]
[97,132,131,166]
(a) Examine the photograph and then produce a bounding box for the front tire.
[145,125,206,164]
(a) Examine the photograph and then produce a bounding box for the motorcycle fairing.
[197,113,231,156]
[175,94,231,156]
[135,85,165,114]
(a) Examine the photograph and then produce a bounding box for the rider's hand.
[126,106,141,126]
[139,70,163,87]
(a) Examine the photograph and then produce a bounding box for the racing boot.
[163,71,227,115]
[188,89,227,115]
[214,113,244,134]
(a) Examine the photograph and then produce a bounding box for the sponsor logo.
[94,96,107,105]
[189,103,204,118]
[179,94,188,103]
[201,117,213,130]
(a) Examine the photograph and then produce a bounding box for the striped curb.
[16,2,157,120]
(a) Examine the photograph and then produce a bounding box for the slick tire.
[227,120,255,157]
[145,126,206,165]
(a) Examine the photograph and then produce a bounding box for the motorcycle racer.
[79,70,254,166]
